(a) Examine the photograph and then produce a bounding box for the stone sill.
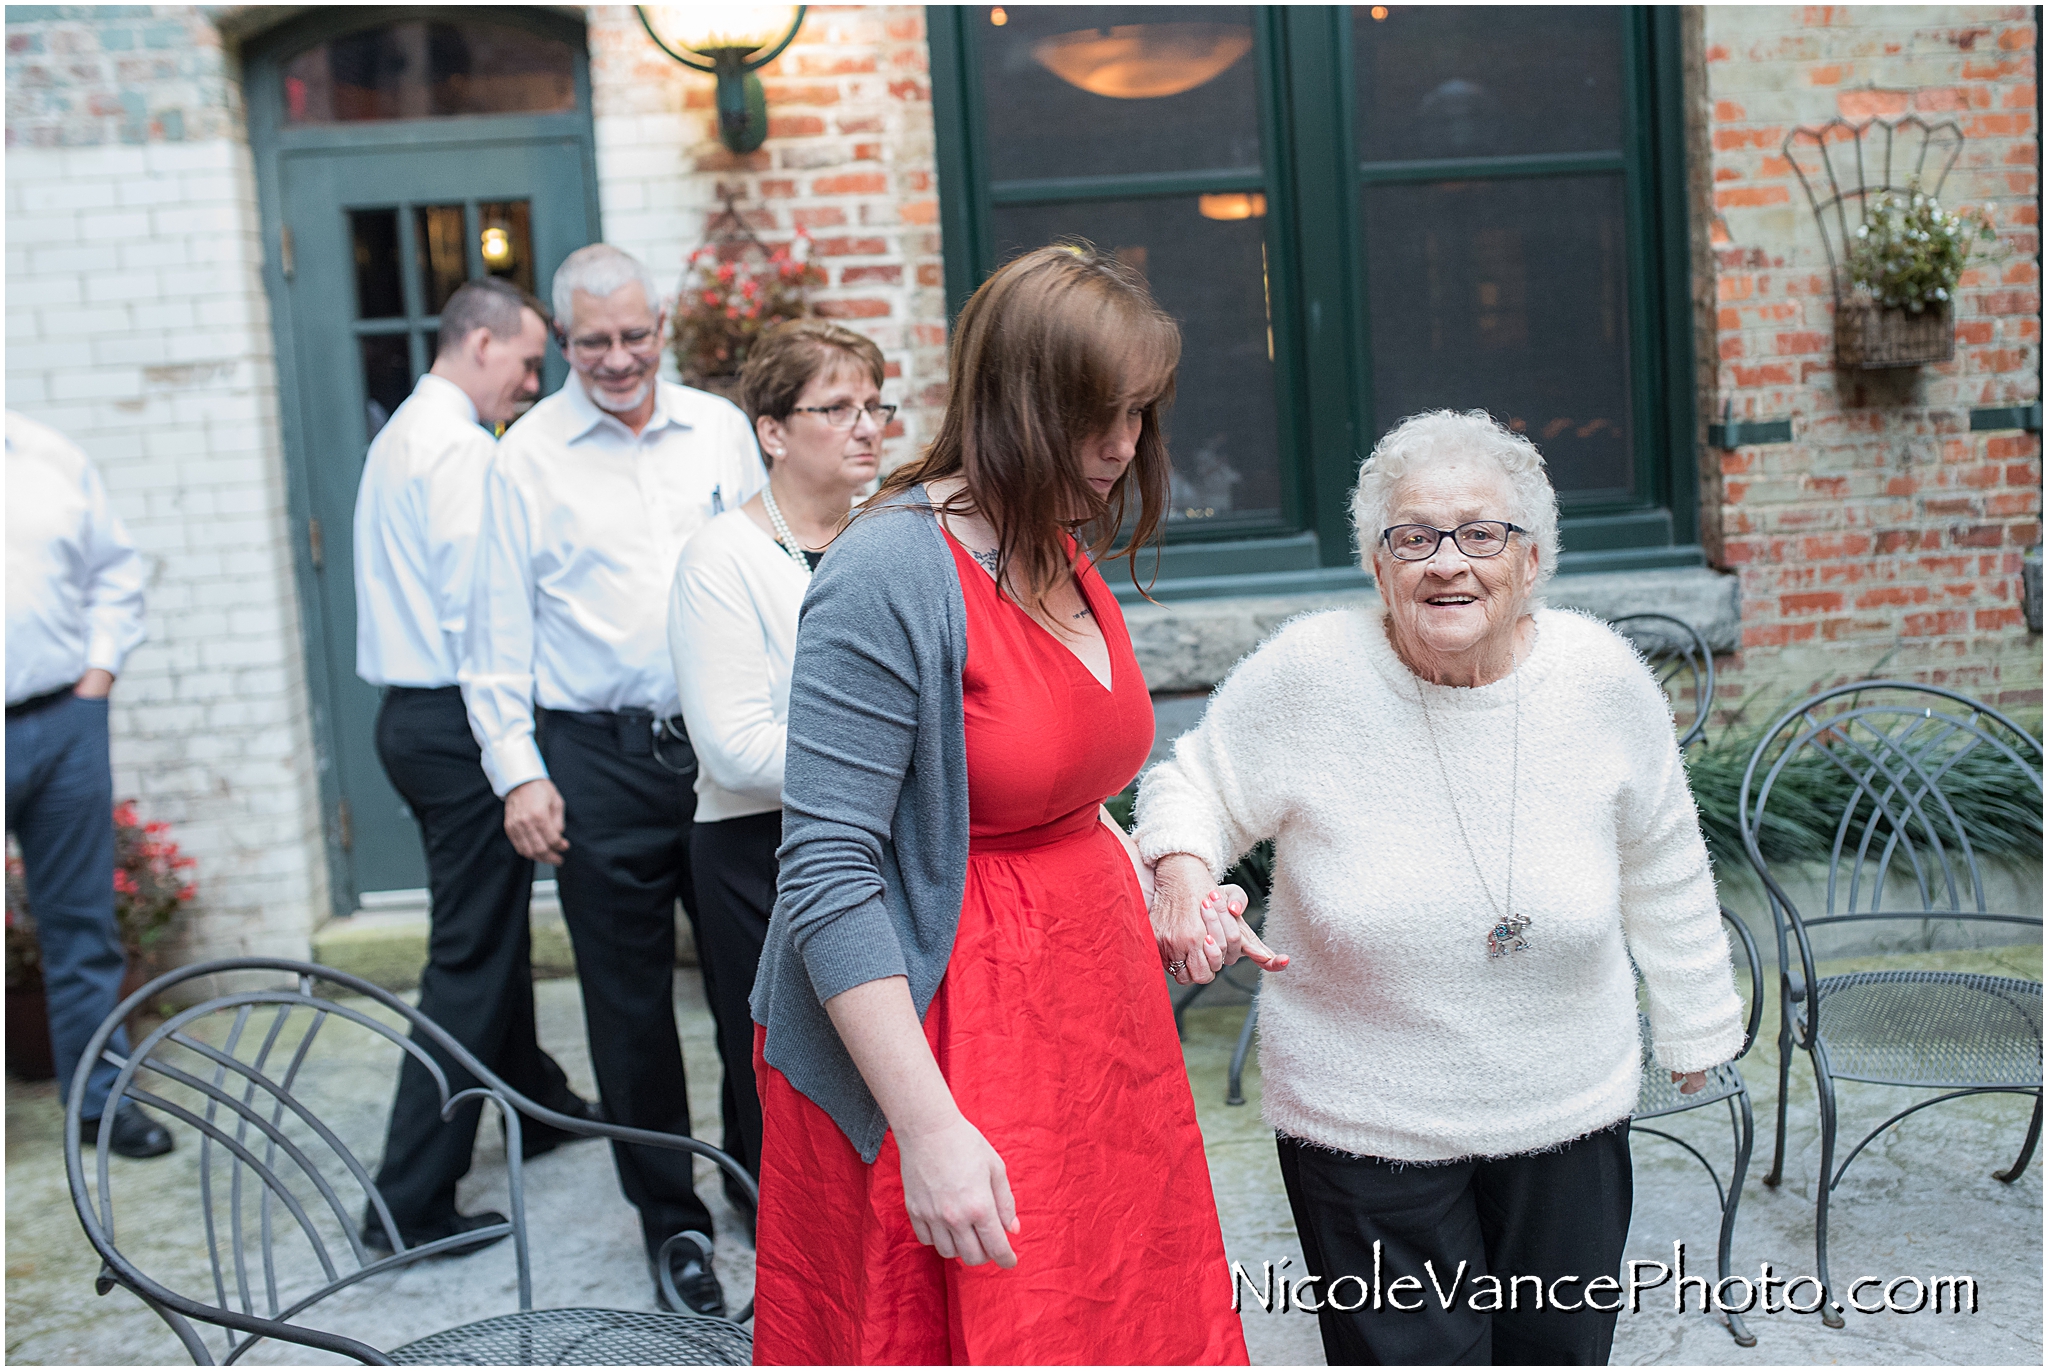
[1125,565,1740,694]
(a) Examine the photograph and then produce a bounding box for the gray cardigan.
[749,488,971,1163]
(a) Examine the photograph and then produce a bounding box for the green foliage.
[1845,180,1996,313]
[1684,717,2041,873]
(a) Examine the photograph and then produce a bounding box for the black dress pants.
[540,708,713,1254]
[370,686,580,1232]
[687,809,777,1212]
[1276,1121,1633,1366]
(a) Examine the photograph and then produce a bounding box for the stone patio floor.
[4,944,2040,1365]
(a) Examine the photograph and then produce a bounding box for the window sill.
[1123,561,1739,692]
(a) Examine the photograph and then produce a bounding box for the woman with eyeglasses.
[1136,409,1744,1366]
[745,246,1268,1364]
[665,319,892,1230]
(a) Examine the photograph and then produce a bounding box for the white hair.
[551,243,662,327]
[1350,409,1562,589]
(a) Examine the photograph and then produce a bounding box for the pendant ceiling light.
[1031,22,1253,101]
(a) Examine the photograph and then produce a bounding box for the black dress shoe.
[361,1208,511,1259]
[81,1104,173,1159]
[651,1230,725,1317]
[513,1094,604,1160]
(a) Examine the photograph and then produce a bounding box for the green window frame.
[930,5,1699,600]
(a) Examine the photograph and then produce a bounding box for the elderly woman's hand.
[1152,854,1289,985]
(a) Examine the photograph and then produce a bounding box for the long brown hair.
[873,241,1179,605]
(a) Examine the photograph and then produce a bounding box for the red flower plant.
[5,802,197,991]
[669,228,828,386]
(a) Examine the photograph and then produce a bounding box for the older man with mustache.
[462,244,766,1316]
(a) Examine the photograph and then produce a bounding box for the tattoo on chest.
[970,547,1000,579]
[1072,607,1093,620]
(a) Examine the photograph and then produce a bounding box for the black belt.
[540,706,695,773]
[6,686,75,720]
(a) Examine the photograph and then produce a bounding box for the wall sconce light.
[636,5,807,153]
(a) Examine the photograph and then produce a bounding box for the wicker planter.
[1834,293,1955,369]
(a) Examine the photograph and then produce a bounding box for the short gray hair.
[1350,409,1562,589]
[551,243,662,327]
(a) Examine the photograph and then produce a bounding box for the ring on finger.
[1165,959,1188,975]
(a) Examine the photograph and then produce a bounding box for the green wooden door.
[279,142,590,904]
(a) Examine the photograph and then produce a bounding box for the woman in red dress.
[747,244,1284,1364]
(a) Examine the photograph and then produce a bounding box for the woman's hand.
[1154,854,1289,985]
[896,1113,1020,1268]
[1672,1070,1707,1095]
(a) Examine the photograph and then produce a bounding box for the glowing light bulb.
[480,226,513,268]
[991,6,1007,25]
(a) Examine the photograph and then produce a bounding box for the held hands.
[1672,1071,1707,1095]
[1152,853,1289,986]
[896,1112,1020,1269]
[504,778,569,863]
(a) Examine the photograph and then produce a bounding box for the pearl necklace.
[760,484,814,577]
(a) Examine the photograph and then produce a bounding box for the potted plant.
[1836,179,1996,369]
[6,801,197,1080]
[669,227,826,399]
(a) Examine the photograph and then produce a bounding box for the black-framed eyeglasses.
[789,402,897,430]
[563,327,661,362]
[1379,520,1528,561]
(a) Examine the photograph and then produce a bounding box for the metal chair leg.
[1226,991,1259,1107]
[1764,1009,1793,1187]
[1994,1095,2043,1183]
[1721,1089,1758,1348]
[1813,1052,1844,1329]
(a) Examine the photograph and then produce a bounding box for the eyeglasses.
[1379,520,1527,561]
[788,402,897,430]
[564,328,661,363]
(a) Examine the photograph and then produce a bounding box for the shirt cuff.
[85,630,129,677]
[482,737,548,798]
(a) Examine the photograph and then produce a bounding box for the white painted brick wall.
[5,139,328,965]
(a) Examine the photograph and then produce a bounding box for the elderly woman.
[1137,409,1743,1366]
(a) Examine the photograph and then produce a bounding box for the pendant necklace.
[1414,635,1531,958]
[760,484,814,577]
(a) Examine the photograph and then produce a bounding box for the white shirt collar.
[414,372,482,428]
[559,372,691,444]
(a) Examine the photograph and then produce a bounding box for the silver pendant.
[1487,913,1532,958]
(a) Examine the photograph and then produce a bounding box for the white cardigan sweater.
[667,508,806,822]
[1136,605,1744,1163]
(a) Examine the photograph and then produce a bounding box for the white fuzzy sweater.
[1136,605,1744,1163]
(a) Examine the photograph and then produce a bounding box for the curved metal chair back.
[1738,681,2042,983]
[1608,612,1716,748]
[65,958,757,1365]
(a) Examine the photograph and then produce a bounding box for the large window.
[933,5,1698,594]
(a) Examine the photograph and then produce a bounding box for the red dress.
[751,536,1248,1366]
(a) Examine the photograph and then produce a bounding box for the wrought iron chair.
[1609,611,1717,749]
[1742,684,2042,1328]
[1629,908,1766,1347]
[64,957,756,1365]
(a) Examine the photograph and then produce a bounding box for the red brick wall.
[585,4,946,465]
[1703,6,2041,717]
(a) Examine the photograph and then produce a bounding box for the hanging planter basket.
[1833,286,1955,370]
[1783,116,1978,373]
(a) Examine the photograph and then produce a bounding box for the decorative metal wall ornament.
[637,6,807,153]
[1783,116,1969,370]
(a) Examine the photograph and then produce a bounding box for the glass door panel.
[414,203,470,314]
[349,209,405,318]
[990,196,1283,529]
[1361,175,1635,500]
[976,4,1264,182]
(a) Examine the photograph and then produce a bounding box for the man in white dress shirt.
[5,412,171,1159]
[463,245,765,1315]
[353,278,599,1259]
